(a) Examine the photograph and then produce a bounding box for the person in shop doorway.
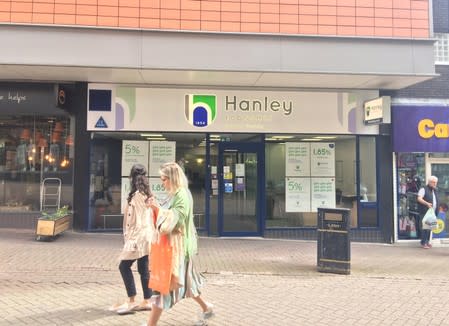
[417,175,439,249]
[145,162,213,326]
[108,164,154,314]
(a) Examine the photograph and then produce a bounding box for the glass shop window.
[397,153,425,240]
[358,136,378,227]
[0,115,74,212]
[265,135,357,228]
[89,132,206,231]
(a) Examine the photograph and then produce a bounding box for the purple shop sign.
[392,105,449,153]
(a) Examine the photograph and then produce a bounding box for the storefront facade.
[0,2,437,243]
[393,103,449,242]
[0,83,75,228]
[81,85,395,242]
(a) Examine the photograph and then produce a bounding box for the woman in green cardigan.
[146,162,214,326]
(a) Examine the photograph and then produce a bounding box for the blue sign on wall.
[392,105,449,153]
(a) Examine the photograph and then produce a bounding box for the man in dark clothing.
[417,176,439,249]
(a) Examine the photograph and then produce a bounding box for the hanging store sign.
[363,96,391,125]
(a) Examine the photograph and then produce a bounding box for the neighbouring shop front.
[0,83,75,228]
[84,85,393,242]
[393,104,449,242]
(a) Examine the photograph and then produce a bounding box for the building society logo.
[185,95,217,127]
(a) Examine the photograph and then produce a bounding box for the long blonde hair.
[159,162,188,195]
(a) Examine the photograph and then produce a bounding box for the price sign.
[121,140,149,176]
[311,177,336,211]
[285,177,310,212]
[149,177,169,204]
[149,141,176,176]
[286,142,310,177]
[310,143,335,176]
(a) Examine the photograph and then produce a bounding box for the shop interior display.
[0,116,73,211]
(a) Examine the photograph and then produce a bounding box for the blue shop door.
[218,142,264,236]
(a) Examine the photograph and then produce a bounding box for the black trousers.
[119,255,152,299]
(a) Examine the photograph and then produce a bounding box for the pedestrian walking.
[417,175,439,249]
[109,163,154,314]
[146,162,213,326]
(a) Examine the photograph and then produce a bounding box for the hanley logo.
[185,95,217,127]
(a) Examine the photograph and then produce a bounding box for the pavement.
[1,229,449,326]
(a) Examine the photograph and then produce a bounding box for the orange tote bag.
[149,232,173,295]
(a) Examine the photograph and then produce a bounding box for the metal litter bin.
[317,207,351,275]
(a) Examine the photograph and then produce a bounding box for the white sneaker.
[194,303,214,325]
[202,302,214,319]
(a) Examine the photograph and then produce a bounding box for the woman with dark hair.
[109,163,154,314]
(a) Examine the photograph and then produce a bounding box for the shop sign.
[363,96,391,125]
[0,83,60,114]
[87,85,379,135]
[392,105,449,152]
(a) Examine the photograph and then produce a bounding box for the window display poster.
[285,177,311,212]
[149,141,176,176]
[236,177,245,191]
[235,163,245,177]
[121,140,149,176]
[225,182,233,193]
[224,172,233,180]
[149,177,169,204]
[310,143,335,176]
[286,142,310,177]
[311,177,336,212]
[211,165,217,178]
[121,177,168,213]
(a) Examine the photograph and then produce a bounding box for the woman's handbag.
[422,208,438,230]
[149,234,173,295]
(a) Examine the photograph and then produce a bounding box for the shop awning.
[0,25,437,90]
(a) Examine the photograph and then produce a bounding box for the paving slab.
[1,229,449,325]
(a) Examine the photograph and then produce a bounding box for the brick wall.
[382,0,448,100]
[0,0,430,38]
